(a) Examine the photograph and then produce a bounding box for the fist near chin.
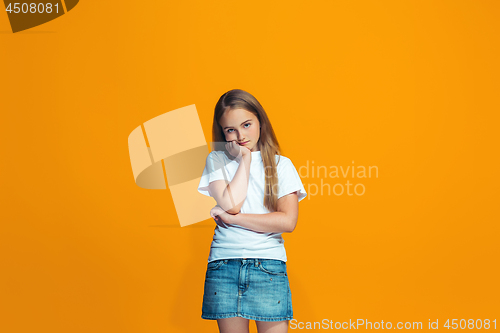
[226,141,250,158]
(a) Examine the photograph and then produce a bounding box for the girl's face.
[219,108,261,152]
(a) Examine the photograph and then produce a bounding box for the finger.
[214,216,227,228]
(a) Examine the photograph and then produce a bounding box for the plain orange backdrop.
[0,1,498,332]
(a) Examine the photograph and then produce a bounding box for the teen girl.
[197,89,307,333]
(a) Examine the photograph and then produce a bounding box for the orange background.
[1,1,498,332]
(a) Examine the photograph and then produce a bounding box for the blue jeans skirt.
[201,258,293,322]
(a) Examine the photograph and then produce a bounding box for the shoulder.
[276,155,293,167]
[204,151,229,172]
[207,150,227,161]
[275,155,295,174]
[208,150,222,157]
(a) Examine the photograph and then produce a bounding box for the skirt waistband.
[215,258,285,267]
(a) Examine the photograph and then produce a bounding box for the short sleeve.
[198,151,228,197]
[277,157,307,202]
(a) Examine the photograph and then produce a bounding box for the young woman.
[197,89,307,333]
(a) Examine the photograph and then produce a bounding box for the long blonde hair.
[212,89,281,212]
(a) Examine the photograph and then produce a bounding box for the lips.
[238,141,249,145]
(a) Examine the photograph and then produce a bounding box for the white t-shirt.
[197,150,307,263]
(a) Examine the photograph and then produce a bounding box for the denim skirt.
[201,258,293,322]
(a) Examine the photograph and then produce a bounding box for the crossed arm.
[209,189,300,233]
[228,192,299,233]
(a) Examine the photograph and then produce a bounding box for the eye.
[244,123,251,128]
[226,129,234,133]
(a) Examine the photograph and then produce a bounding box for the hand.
[226,141,251,159]
[210,205,234,228]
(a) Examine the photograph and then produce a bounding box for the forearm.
[221,154,251,213]
[230,212,295,233]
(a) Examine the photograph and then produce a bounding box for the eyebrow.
[223,119,252,130]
